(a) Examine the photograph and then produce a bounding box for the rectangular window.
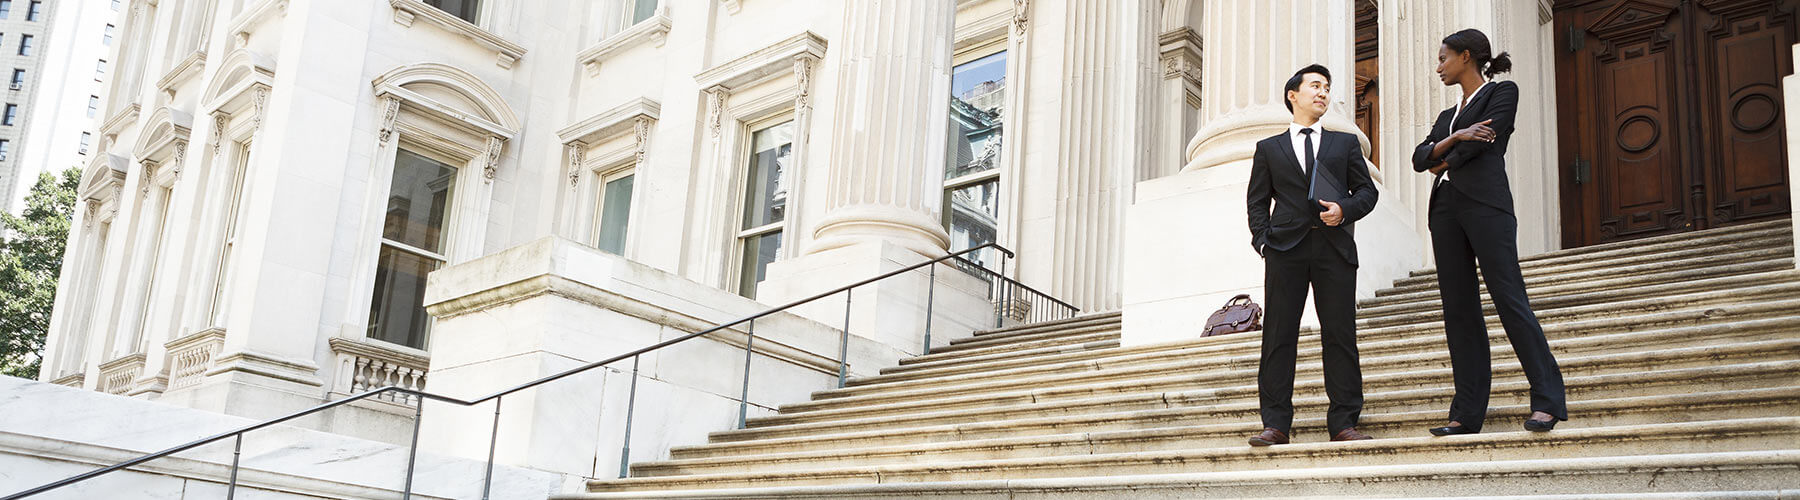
[9,69,21,89]
[423,0,479,25]
[594,170,634,255]
[628,0,657,26]
[87,95,97,117]
[3,104,17,125]
[0,1,11,19]
[209,144,251,324]
[18,34,32,56]
[79,132,90,154]
[735,120,793,298]
[95,60,106,81]
[103,24,114,46]
[943,50,1007,268]
[111,0,119,11]
[367,148,456,349]
[25,1,39,21]
[0,139,12,160]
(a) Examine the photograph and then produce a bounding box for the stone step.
[873,336,1123,378]
[798,307,1800,412]
[1367,241,1791,303]
[719,357,1797,444]
[935,321,1119,354]
[566,450,1800,498]
[1390,226,1792,290]
[965,311,1121,339]
[851,283,1800,392]
[884,267,1796,378]
[673,384,1800,462]
[655,386,1800,473]
[1401,219,1791,280]
[752,336,1799,429]
[1359,269,1800,330]
[896,330,1122,367]
[1358,260,1794,323]
[589,417,1800,492]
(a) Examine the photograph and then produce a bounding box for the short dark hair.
[1283,64,1331,113]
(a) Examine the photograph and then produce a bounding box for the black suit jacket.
[1411,80,1519,214]
[1246,128,1379,267]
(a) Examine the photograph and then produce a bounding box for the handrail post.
[402,397,424,499]
[481,396,502,500]
[923,264,937,355]
[226,434,242,500]
[618,355,641,479]
[838,289,851,388]
[737,319,755,429]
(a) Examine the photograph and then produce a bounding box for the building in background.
[9,0,122,214]
[0,0,71,214]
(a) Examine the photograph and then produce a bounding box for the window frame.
[729,113,796,298]
[590,163,635,255]
[942,41,1009,264]
[365,143,463,350]
[17,33,31,56]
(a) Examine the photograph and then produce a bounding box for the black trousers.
[1259,230,1363,435]
[1428,182,1568,431]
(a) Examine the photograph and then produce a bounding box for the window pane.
[423,0,479,24]
[11,69,23,86]
[945,51,1007,180]
[25,1,37,21]
[0,1,10,19]
[741,120,793,229]
[367,245,438,349]
[382,149,456,253]
[944,180,999,267]
[737,231,781,299]
[18,34,31,56]
[596,174,634,254]
[631,0,657,24]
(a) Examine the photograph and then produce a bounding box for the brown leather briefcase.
[1203,294,1262,337]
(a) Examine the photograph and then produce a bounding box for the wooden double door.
[1555,0,1795,247]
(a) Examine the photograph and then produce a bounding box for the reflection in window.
[736,120,793,298]
[595,172,634,254]
[629,0,658,26]
[423,0,479,24]
[944,51,1006,268]
[368,149,456,349]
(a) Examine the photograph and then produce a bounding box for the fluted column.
[807,0,955,257]
[1183,0,1366,172]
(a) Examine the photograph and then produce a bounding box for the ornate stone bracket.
[483,136,503,183]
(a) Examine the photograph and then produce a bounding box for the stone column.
[1786,42,1800,270]
[1122,0,1423,347]
[804,0,955,258]
[757,0,992,358]
[1184,0,1366,173]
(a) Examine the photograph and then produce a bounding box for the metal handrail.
[6,242,1077,499]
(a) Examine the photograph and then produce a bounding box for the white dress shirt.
[1287,121,1321,175]
[1441,80,1492,184]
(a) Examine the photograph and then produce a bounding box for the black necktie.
[1299,128,1316,182]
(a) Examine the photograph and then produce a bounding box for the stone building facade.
[32,0,1794,478]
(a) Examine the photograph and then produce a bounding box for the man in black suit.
[1244,64,1379,446]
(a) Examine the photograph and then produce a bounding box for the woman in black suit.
[1411,29,1567,435]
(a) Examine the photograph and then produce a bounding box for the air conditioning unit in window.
[7,83,19,91]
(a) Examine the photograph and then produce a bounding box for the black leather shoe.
[1524,417,1558,432]
[1429,424,1478,436]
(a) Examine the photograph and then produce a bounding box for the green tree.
[1,166,81,379]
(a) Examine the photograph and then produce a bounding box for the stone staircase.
[560,220,1800,498]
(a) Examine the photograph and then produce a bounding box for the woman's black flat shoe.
[1429,425,1478,436]
[1524,418,1558,432]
